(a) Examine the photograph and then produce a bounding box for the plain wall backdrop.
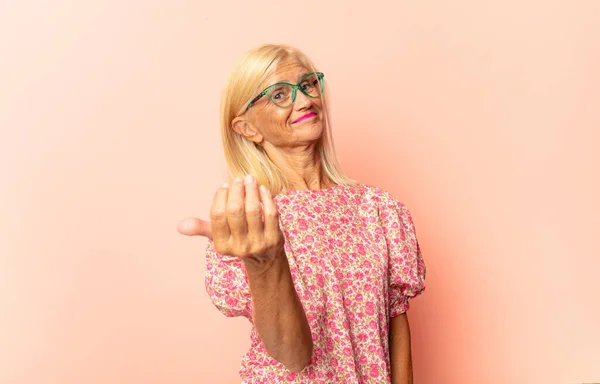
[1,1,599,383]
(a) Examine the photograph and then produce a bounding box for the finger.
[177,217,212,239]
[227,177,247,238]
[260,185,280,240]
[210,183,231,244]
[244,175,263,236]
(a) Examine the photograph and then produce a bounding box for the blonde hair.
[220,43,356,195]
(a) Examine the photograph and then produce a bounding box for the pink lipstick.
[293,112,316,124]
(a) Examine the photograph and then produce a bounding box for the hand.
[178,175,285,264]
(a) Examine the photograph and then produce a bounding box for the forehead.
[263,60,311,86]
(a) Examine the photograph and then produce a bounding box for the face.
[233,59,324,150]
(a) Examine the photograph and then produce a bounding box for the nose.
[293,89,313,110]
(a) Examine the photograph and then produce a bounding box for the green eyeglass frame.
[245,72,325,111]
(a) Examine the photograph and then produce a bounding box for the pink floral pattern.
[205,184,426,383]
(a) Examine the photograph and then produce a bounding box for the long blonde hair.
[220,43,355,195]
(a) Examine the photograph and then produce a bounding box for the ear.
[232,117,263,144]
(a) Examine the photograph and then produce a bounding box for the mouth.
[292,112,317,124]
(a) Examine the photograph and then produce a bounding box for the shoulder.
[347,183,417,228]
[347,183,408,209]
[349,184,420,240]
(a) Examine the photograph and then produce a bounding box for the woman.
[178,44,426,383]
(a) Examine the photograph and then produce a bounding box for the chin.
[298,122,323,135]
[290,123,323,142]
[307,123,325,140]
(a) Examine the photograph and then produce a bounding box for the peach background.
[1,1,599,383]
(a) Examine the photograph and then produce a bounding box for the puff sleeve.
[381,195,426,317]
[204,240,253,320]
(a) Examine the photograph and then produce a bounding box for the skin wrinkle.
[233,59,332,191]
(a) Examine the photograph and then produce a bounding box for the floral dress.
[205,183,426,383]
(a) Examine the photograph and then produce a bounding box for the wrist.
[243,248,288,278]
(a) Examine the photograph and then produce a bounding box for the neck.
[262,142,333,191]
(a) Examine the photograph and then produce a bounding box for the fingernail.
[233,177,242,184]
[245,174,254,184]
[221,182,229,188]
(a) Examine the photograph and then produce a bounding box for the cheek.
[315,98,324,109]
[277,108,293,125]
[266,108,291,130]
[255,107,292,139]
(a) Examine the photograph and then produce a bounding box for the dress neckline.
[282,183,349,196]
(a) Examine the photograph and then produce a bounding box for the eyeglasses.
[245,72,325,111]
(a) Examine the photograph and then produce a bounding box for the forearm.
[389,313,413,384]
[244,251,313,372]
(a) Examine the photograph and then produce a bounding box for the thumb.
[177,217,213,239]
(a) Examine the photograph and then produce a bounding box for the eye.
[300,80,313,91]
[268,85,291,102]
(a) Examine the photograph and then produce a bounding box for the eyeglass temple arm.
[246,92,265,110]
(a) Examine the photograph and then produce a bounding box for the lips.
[292,112,317,124]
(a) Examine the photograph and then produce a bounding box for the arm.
[204,175,312,372]
[380,194,426,384]
[389,313,413,384]
[244,251,313,372]
[203,239,312,371]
